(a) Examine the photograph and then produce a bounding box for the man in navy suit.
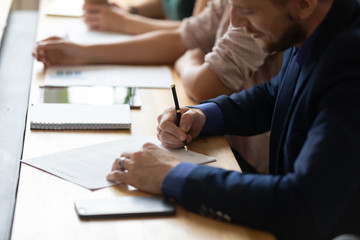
[107,0,360,239]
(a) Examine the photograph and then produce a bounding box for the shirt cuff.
[161,162,197,202]
[192,102,224,135]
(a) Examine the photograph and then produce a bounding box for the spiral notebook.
[29,103,131,130]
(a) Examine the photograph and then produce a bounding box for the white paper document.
[46,18,132,45]
[44,65,173,88]
[65,21,133,45]
[45,0,84,17]
[22,136,216,190]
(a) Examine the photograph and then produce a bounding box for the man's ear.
[297,0,318,20]
[288,0,318,20]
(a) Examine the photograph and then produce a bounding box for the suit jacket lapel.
[269,0,359,174]
[270,48,300,174]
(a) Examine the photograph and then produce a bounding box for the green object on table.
[161,0,196,20]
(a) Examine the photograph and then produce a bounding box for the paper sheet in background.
[46,3,132,45]
[65,21,133,45]
[41,15,169,88]
[22,136,216,190]
[44,65,173,88]
[45,0,84,17]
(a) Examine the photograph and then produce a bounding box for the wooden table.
[11,0,275,239]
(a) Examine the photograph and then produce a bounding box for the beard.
[250,15,307,53]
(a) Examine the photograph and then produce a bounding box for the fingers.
[36,38,68,54]
[157,125,189,149]
[84,19,101,30]
[33,37,64,63]
[83,3,105,12]
[179,112,191,132]
[111,152,131,171]
[141,143,182,168]
[82,3,105,30]
[83,13,99,23]
[34,38,84,66]
[142,142,162,154]
[106,145,179,194]
[32,48,44,61]
[141,143,174,160]
[33,45,48,65]
[107,153,133,182]
[34,41,61,66]
[106,151,145,189]
[157,107,192,148]
[106,170,130,183]
[83,11,105,30]
[112,158,125,171]
[156,107,205,149]
[158,107,187,137]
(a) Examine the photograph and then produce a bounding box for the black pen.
[170,84,188,151]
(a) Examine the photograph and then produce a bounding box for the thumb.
[180,108,205,139]
[179,111,192,132]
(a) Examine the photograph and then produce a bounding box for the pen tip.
[184,145,188,151]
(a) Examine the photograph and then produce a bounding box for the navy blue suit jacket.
[176,0,360,239]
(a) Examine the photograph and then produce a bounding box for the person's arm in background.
[192,0,210,16]
[33,29,187,66]
[82,0,208,35]
[174,0,213,102]
[175,0,270,103]
[175,48,233,102]
[127,0,165,19]
[83,3,180,35]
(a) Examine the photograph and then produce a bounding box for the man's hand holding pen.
[156,106,206,149]
[170,84,189,151]
[106,106,206,194]
[107,84,206,194]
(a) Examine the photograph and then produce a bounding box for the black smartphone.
[74,196,175,219]
[39,86,141,109]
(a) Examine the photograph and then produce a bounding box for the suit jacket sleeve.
[174,38,360,239]
[200,49,292,137]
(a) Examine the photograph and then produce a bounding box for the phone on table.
[39,86,141,109]
[74,196,175,219]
